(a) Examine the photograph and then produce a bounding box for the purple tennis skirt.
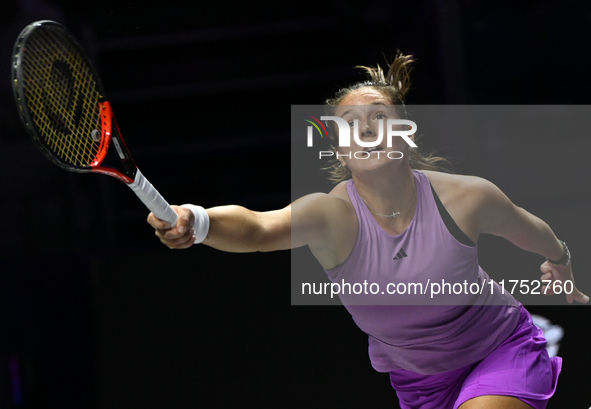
[388,305,561,409]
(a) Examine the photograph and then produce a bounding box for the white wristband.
[180,204,210,244]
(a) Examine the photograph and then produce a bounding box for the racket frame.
[12,20,105,174]
[11,20,179,226]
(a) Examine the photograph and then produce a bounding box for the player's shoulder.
[328,180,352,202]
[419,170,503,204]
[291,181,357,254]
[292,180,354,216]
[421,169,497,190]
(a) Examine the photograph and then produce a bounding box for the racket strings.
[21,26,103,166]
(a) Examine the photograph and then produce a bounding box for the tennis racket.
[11,20,178,227]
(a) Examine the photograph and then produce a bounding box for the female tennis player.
[147,52,588,408]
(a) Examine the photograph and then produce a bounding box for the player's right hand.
[147,205,195,249]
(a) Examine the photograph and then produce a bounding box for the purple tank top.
[324,170,520,374]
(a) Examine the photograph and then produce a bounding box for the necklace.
[360,186,417,218]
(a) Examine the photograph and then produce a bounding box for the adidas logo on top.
[393,248,408,260]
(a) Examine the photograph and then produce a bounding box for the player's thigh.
[458,395,534,409]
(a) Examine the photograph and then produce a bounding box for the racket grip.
[128,170,178,227]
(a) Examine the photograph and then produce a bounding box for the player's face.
[333,88,410,174]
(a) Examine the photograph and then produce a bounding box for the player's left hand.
[540,261,589,304]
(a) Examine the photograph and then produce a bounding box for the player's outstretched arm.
[147,193,342,253]
[472,177,588,304]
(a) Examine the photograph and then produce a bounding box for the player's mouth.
[365,146,385,154]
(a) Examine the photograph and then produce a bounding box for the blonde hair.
[323,51,452,183]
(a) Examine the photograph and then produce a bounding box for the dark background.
[1,0,590,407]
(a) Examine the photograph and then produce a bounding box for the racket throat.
[108,125,136,178]
[92,101,137,182]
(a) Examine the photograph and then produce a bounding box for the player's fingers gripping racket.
[11,20,178,227]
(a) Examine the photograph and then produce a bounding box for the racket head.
[12,20,108,173]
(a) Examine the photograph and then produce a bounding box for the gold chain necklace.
[360,187,417,218]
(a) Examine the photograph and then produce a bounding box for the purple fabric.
[324,170,521,374]
[389,304,561,409]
